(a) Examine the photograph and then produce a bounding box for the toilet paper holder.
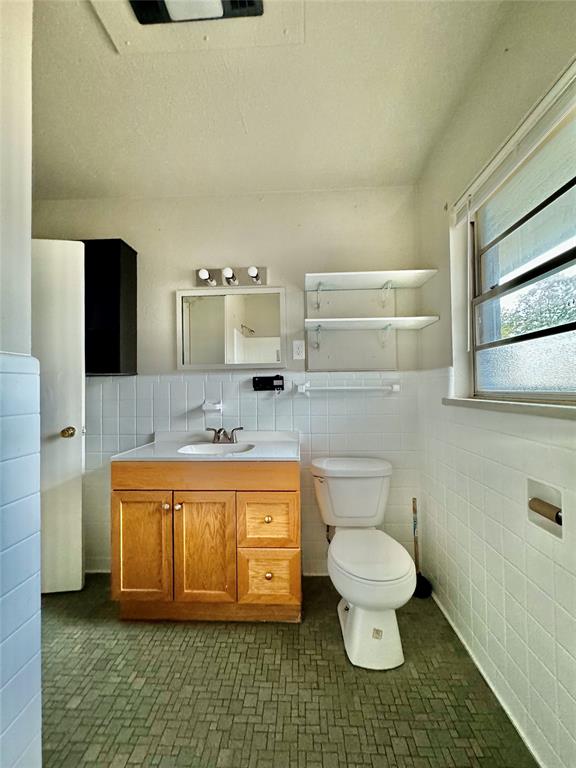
[528,497,562,526]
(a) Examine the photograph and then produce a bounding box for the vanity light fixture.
[222,267,239,286]
[247,266,262,285]
[198,268,217,287]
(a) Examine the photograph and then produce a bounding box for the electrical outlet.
[292,340,305,360]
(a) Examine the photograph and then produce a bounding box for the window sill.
[442,397,576,420]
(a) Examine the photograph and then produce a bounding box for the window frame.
[470,174,576,404]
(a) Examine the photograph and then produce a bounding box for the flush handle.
[60,426,76,438]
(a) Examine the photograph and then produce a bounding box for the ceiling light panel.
[164,0,224,21]
[129,0,263,25]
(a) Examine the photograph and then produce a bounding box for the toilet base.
[337,598,405,670]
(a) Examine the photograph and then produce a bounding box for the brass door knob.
[265,572,273,581]
[162,503,171,511]
[60,426,76,438]
[264,515,273,524]
[174,503,182,511]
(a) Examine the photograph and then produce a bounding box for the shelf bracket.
[380,280,393,308]
[377,324,393,347]
[314,282,323,311]
[309,325,321,350]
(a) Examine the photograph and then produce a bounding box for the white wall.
[417,0,576,370]
[33,186,423,372]
[0,354,41,768]
[83,371,420,575]
[1,0,33,355]
[420,370,576,768]
[414,4,576,767]
[0,2,41,766]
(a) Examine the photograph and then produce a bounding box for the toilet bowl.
[311,457,416,670]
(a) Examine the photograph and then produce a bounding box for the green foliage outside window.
[500,275,576,337]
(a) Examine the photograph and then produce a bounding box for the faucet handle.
[230,427,244,443]
[206,427,219,443]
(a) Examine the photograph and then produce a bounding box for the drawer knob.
[264,515,273,524]
[174,503,182,511]
[265,572,273,581]
[162,503,171,511]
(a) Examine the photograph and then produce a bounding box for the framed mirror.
[176,287,286,369]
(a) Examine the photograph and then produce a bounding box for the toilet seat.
[329,529,413,582]
[328,531,416,615]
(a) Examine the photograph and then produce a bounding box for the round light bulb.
[198,268,216,286]
[222,267,238,286]
[248,266,261,284]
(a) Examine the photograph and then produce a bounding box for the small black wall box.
[252,375,285,392]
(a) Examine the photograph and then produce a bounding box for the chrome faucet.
[207,427,244,444]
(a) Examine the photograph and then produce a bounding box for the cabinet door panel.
[237,492,300,548]
[174,492,236,603]
[238,548,301,605]
[111,491,173,601]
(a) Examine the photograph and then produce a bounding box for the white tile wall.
[0,353,41,768]
[83,371,421,574]
[420,368,576,768]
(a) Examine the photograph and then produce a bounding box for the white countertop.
[111,431,300,462]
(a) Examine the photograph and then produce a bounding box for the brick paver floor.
[42,576,537,767]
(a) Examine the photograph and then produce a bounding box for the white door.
[32,239,85,593]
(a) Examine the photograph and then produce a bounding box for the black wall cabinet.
[84,239,137,375]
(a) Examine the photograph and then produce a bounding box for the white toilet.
[311,457,416,670]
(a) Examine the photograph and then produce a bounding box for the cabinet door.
[237,492,300,547]
[173,492,236,603]
[237,548,301,605]
[111,491,173,601]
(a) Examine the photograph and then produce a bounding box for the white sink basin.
[177,442,255,456]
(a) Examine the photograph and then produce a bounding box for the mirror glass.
[178,288,285,368]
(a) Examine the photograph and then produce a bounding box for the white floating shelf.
[305,316,440,331]
[305,270,437,292]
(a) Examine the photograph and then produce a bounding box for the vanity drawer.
[237,492,300,547]
[237,548,301,605]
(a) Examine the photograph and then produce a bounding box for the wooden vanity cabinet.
[111,461,301,623]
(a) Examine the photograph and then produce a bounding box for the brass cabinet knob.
[162,503,171,511]
[60,426,76,438]
[265,572,273,581]
[264,515,273,524]
[174,503,182,511]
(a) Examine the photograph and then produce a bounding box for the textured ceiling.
[32,0,506,200]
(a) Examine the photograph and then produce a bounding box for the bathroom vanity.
[110,432,301,623]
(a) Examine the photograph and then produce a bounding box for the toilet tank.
[310,458,392,527]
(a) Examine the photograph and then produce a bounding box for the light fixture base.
[194,267,267,287]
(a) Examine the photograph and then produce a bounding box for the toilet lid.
[329,529,414,582]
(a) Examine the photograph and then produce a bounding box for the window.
[470,108,576,401]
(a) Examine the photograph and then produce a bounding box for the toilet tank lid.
[310,457,392,478]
